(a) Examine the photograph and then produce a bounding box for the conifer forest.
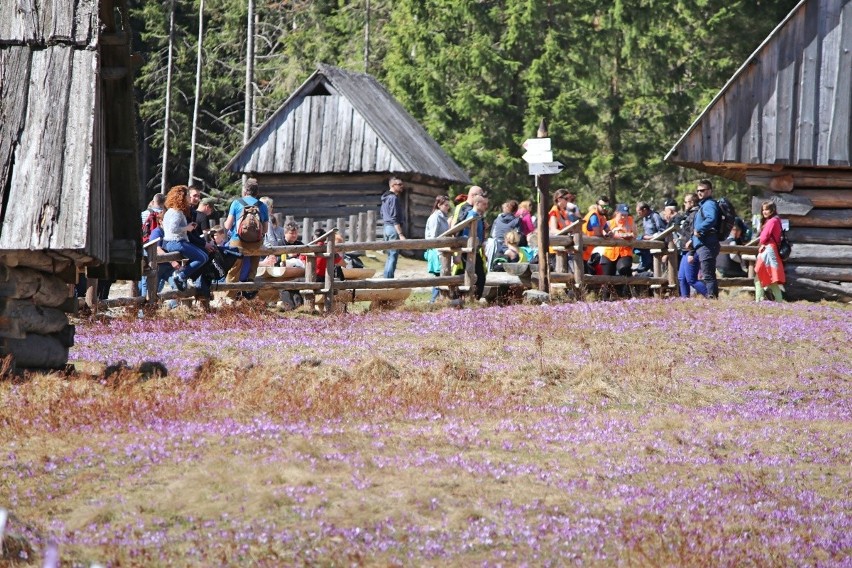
[130,0,800,208]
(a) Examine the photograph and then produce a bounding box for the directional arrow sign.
[528,161,564,176]
[522,138,551,152]
[523,150,553,163]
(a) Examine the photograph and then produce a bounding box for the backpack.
[141,209,160,243]
[778,228,792,260]
[716,198,737,238]
[236,198,262,243]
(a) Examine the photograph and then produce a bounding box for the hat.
[200,197,216,206]
[664,198,678,208]
[616,204,629,215]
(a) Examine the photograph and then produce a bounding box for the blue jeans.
[383,225,400,278]
[695,237,720,298]
[163,240,208,280]
[139,262,175,297]
[678,251,708,297]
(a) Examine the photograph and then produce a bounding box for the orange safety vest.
[547,205,571,254]
[582,210,605,261]
[602,215,635,262]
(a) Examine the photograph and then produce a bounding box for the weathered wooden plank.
[774,9,800,164]
[306,94,325,173]
[795,0,821,164]
[793,189,852,208]
[332,95,353,172]
[255,108,278,172]
[375,141,395,171]
[293,95,312,173]
[1,45,72,251]
[787,227,852,245]
[722,80,740,162]
[73,0,97,45]
[318,95,339,172]
[274,105,295,171]
[0,47,32,222]
[787,243,852,265]
[816,0,841,165]
[349,110,366,172]
[785,264,852,282]
[760,36,778,164]
[746,169,852,188]
[787,277,852,300]
[57,48,96,251]
[787,208,852,228]
[752,194,813,216]
[744,63,762,164]
[827,0,852,165]
[361,124,380,171]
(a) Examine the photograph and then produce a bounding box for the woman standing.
[676,193,707,297]
[424,195,451,303]
[161,185,209,291]
[754,200,786,301]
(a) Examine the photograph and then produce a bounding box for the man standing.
[451,185,484,226]
[224,178,269,288]
[635,201,667,273]
[691,179,721,298]
[461,195,489,300]
[381,177,406,278]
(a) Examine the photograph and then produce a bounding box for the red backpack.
[141,209,161,243]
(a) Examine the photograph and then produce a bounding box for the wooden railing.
[94,220,761,310]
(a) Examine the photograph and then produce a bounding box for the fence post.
[348,214,357,242]
[573,231,584,287]
[366,210,376,242]
[304,251,316,311]
[358,212,368,243]
[302,217,311,243]
[146,244,159,304]
[465,222,478,298]
[325,219,334,233]
[324,231,337,312]
[312,220,321,239]
[85,276,99,311]
[667,242,678,292]
[653,248,663,298]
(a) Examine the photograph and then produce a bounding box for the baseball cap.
[616,204,629,215]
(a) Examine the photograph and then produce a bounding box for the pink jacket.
[759,216,783,248]
[516,210,535,236]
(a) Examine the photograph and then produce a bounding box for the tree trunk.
[188,0,204,185]
[160,0,176,193]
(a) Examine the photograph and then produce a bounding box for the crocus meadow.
[1,298,850,566]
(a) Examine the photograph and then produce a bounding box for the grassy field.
[1,298,850,566]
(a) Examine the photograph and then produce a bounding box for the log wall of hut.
[256,174,446,240]
[750,168,852,301]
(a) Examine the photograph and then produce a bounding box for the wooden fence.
[92,218,761,311]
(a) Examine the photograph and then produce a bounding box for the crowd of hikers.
[133,177,788,309]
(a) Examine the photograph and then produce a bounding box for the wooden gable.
[666,0,852,179]
[228,65,471,186]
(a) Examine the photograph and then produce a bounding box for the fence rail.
[91,219,760,310]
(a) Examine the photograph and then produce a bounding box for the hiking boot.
[171,273,187,292]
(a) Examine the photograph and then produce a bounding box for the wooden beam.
[788,209,852,228]
[787,278,852,301]
[785,265,852,282]
[792,189,852,208]
[787,227,852,246]
[787,244,852,265]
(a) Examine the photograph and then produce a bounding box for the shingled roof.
[665,0,852,180]
[227,64,472,186]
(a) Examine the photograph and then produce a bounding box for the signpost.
[523,121,564,296]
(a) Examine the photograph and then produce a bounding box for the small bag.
[778,230,792,260]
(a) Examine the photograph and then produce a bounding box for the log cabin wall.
[255,174,447,244]
[750,168,852,300]
[666,0,852,301]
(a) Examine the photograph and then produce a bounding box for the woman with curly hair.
[161,185,208,291]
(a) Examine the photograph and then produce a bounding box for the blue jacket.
[461,209,485,243]
[692,197,720,248]
[381,190,404,228]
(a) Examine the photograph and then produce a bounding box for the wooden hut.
[226,64,472,239]
[0,0,141,368]
[665,0,852,301]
